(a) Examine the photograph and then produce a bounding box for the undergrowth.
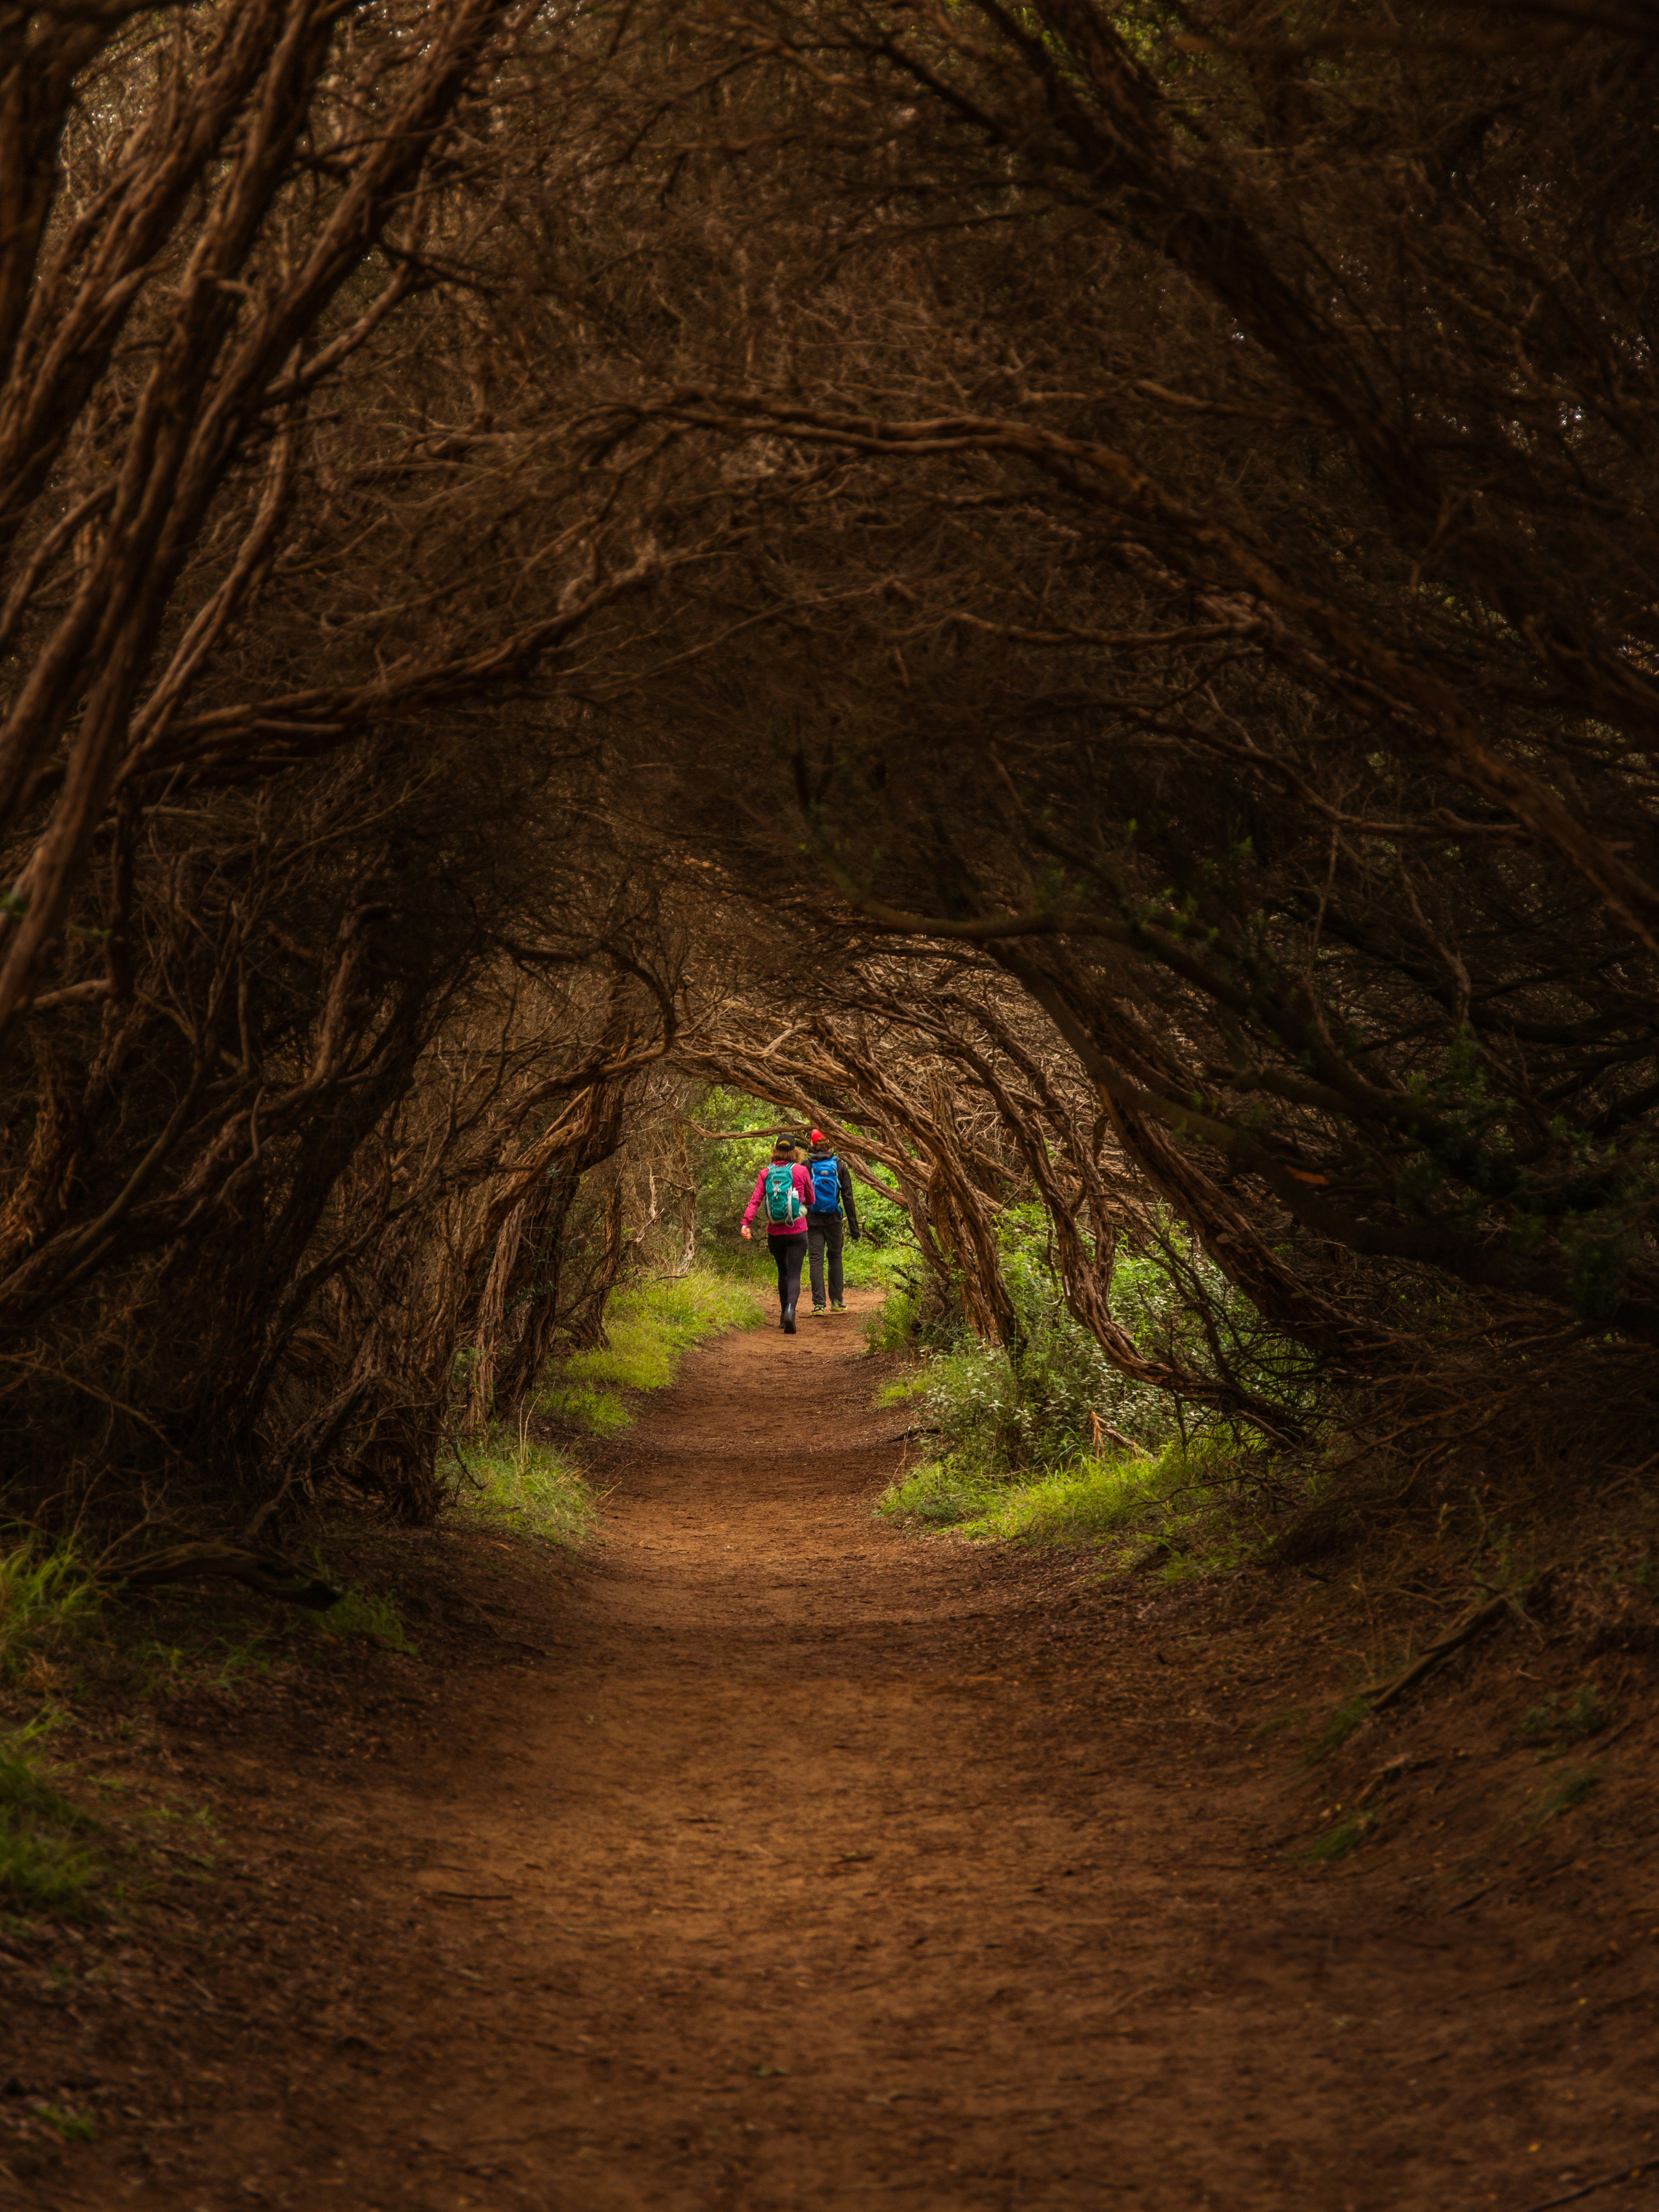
[867,1195,1314,1576]
[0,1724,99,1917]
[879,1433,1268,1577]
[0,1534,100,1686]
[444,1425,596,1550]
[537,1266,762,1434]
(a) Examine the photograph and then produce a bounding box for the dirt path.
[33,1293,1657,2210]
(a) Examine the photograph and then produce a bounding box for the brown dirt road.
[17,1290,1659,2211]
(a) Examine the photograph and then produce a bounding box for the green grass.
[534,1379,635,1435]
[311,1585,418,1655]
[1305,1694,1372,1765]
[878,1435,1245,1565]
[445,1427,596,1549]
[37,2105,95,2143]
[877,1457,1007,1527]
[537,1267,763,1434]
[1300,1806,1376,1863]
[0,1730,99,1917]
[0,1533,100,1682]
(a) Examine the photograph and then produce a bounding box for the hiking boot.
[809,1304,828,1316]
[783,1306,798,1335]
[830,1300,847,1312]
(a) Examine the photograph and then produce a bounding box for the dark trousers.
[807,1212,845,1305]
[768,1232,806,1315]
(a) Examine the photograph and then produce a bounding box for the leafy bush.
[873,1202,1311,1482]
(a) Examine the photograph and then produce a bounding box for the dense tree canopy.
[4,0,1659,1541]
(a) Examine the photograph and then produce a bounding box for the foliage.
[875,1203,1309,1488]
[537,1265,764,1433]
[0,1729,99,1918]
[0,1536,100,1685]
[445,1428,596,1550]
[879,1433,1260,1575]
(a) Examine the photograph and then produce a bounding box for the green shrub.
[878,1459,1007,1527]
[867,1200,1312,1475]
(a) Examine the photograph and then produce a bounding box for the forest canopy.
[4,0,1659,1546]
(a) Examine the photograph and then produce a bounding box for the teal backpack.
[764,1164,802,1224]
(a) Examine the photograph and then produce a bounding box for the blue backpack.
[808,1156,840,1211]
[764,1164,802,1224]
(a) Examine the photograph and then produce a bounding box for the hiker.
[739,1138,815,1334]
[803,1127,861,1315]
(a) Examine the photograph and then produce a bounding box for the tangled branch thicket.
[5,0,1659,1550]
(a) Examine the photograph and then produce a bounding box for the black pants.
[806,1212,845,1305]
[768,1232,806,1315]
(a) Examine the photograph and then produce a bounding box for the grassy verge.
[877,1433,1265,1579]
[442,1426,597,1550]
[536,1265,763,1434]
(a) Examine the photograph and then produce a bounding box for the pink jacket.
[742,1161,814,1236]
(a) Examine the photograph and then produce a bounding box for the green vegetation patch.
[1300,1806,1376,1863]
[0,1731,99,1918]
[879,1432,1257,1577]
[0,1533,100,1684]
[446,1428,597,1549]
[537,1266,762,1434]
[311,1585,419,1655]
[37,2104,96,2143]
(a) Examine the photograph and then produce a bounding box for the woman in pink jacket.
[740,1139,815,1335]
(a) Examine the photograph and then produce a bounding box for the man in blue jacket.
[803,1128,861,1315]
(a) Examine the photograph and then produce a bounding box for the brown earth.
[6,1288,1659,2211]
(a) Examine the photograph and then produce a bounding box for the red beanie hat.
[810,1128,825,1143]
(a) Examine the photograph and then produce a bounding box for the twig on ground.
[1363,1577,1547,1713]
[1516,2155,1659,2211]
